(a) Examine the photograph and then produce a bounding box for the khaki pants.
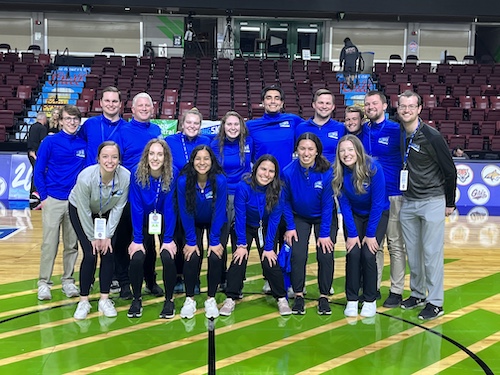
[376,195,406,294]
[38,197,78,286]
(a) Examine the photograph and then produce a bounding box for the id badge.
[257,225,264,249]
[94,218,107,239]
[148,212,162,235]
[399,170,409,191]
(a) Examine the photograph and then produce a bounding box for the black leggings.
[183,224,223,298]
[290,215,337,296]
[344,210,389,302]
[114,204,157,289]
[69,204,114,296]
[225,225,286,300]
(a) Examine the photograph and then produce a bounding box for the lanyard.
[153,176,163,213]
[101,117,119,143]
[256,190,265,226]
[181,134,190,163]
[99,174,115,217]
[403,122,420,169]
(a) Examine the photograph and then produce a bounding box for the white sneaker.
[277,297,292,316]
[204,297,219,318]
[180,297,197,319]
[262,280,271,294]
[98,298,117,317]
[329,286,335,295]
[38,284,52,300]
[219,298,236,316]
[344,301,359,317]
[62,283,80,298]
[74,300,92,320]
[360,301,377,317]
[287,286,295,299]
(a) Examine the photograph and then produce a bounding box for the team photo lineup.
[30,83,456,323]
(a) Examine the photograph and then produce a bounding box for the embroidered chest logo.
[314,181,323,189]
[279,121,291,128]
[327,131,339,139]
[378,136,389,146]
[76,149,86,158]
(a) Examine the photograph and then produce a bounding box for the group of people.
[31,82,456,323]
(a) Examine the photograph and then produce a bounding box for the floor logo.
[0,227,22,240]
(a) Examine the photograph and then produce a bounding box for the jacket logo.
[205,191,213,199]
[279,121,291,128]
[244,144,251,153]
[328,131,339,139]
[314,181,323,189]
[378,137,389,145]
[76,149,86,158]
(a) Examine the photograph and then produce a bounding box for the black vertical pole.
[208,317,216,375]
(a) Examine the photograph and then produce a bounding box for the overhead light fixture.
[337,12,345,21]
[125,7,130,11]
[81,4,92,13]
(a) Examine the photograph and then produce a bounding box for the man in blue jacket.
[34,105,86,301]
[247,85,303,172]
[362,90,405,308]
[79,86,127,166]
[296,88,345,163]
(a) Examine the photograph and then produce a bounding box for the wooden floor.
[0,206,499,374]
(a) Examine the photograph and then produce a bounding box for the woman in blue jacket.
[283,132,338,315]
[127,139,179,319]
[166,107,211,294]
[332,134,389,318]
[211,111,253,289]
[177,145,227,319]
[219,155,291,317]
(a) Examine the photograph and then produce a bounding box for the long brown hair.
[215,111,248,165]
[135,138,174,191]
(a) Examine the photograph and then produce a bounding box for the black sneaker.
[292,296,306,315]
[418,303,444,320]
[401,296,426,310]
[383,292,403,308]
[119,284,133,300]
[159,300,175,319]
[127,298,143,318]
[145,284,164,297]
[317,297,331,315]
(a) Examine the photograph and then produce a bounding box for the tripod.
[222,21,235,59]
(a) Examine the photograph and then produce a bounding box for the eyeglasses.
[62,117,80,122]
[398,104,419,111]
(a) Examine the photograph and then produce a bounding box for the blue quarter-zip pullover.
[166,133,211,172]
[129,167,179,245]
[246,112,303,171]
[118,119,161,171]
[78,115,127,166]
[362,119,402,196]
[295,118,346,163]
[282,159,335,238]
[338,160,390,238]
[34,130,87,201]
[177,173,227,246]
[234,180,283,251]
[210,136,253,194]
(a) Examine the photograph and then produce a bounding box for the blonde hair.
[332,134,374,196]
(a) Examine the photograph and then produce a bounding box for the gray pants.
[400,196,445,307]
[376,195,406,294]
[38,197,78,286]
